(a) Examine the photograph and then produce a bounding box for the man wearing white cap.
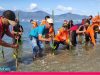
[29,18,53,59]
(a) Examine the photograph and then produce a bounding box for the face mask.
[8,20,17,26]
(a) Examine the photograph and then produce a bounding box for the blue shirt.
[29,25,49,38]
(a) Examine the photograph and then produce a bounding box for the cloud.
[0,6,4,10]
[56,5,73,13]
[28,3,38,11]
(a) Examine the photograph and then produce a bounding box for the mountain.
[14,10,51,20]
[55,13,88,21]
[0,10,88,21]
[0,10,3,15]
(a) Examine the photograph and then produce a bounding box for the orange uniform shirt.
[85,25,97,46]
[55,28,69,44]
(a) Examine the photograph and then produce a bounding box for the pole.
[15,38,19,70]
[2,46,5,59]
[14,10,20,70]
[51,10,56,55]
[69,12,72,50]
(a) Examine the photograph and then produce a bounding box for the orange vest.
[85,25,96,45]
[40,20,46,25]
[55,28,69,44]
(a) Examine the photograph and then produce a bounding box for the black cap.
[3,10,16,21]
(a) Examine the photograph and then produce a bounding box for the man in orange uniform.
[85,24,96,46]
[86,24,100,46]
[53,24,70,50]
[76,20,99,46]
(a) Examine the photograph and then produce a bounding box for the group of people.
[30,15,100,60]
[0,10,100,61]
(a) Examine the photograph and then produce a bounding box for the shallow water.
[0,22,100,71]
[0,36,100,72]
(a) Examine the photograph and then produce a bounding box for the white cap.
[8,19,17,26]
[47,18,53,23]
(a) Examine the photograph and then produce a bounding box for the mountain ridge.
[0,10,88,21]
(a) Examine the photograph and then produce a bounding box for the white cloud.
[0,6,4,10]
[56,5,73,13]
[28,3,38,11]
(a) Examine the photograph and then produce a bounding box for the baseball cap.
[47,18,53,23]
[3,10,17,26]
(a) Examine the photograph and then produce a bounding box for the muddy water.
[0,38,100,72]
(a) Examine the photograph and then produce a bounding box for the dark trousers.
[85,34,90,42]
[71,31,77,46]
[53,41,69,50]
[85,33,96,44]
[94,32,97,39]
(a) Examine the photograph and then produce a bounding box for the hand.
[11,44,19,49]
[19,32,22,35]
[82,30,86,34]
[15,35,20,39]
[62,36,66,40]
[46,38,52,42]
[97,20,100,22]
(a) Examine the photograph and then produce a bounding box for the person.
[12,19,23,44]
[92,15,100,23]
[76,23,86,44]
[76,20,97,46]
[0,10,18,48]
[30,19,38,29]
[87,15,93,25]
[67,20,74,29]
[68,19,87,46]
[81,18,87,25]
[53,24,70,51]
[68,20,81,46]
[63,20,68,26]
[41,16,54,43]
[29,18,53,59]
[40,16,50,25]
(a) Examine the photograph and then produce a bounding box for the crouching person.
[53,24,71,52]
[76,20,98,47]
[29,18,53,60]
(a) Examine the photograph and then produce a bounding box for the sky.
[0,0,100,16]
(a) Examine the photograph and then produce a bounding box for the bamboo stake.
[51,10,56,55]
[2,46,5,60]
